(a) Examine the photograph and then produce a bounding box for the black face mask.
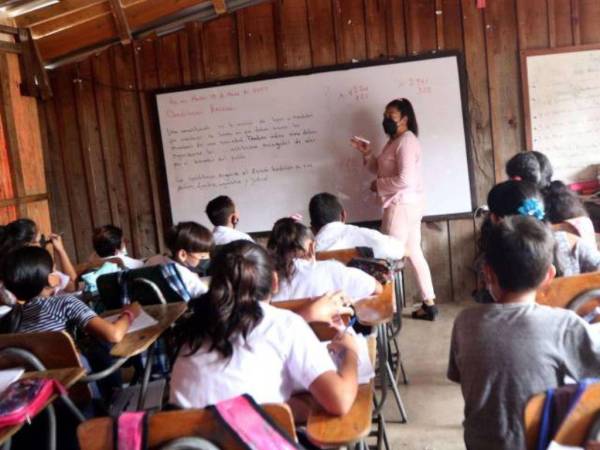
[185,258,211,276]
[382,117,398,136]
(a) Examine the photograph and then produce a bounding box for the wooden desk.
[306,382,374,447]
[108,302,187,358]
[304,336,377,447]
[536,271,600,310]
[353,283,395,326]
[0,367,86,445]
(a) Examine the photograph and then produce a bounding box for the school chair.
[272,299,388,448]
[315,248,408,383]
[0,326,170,413]
[97,264,190,310]
[524,383,600,449]
[77,405,297,450]
[536,271,600,317]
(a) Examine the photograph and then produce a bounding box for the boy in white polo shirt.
[205,195,254,246]
[309,192,404,260]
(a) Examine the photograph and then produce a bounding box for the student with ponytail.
[486,180,600,277]
[267,218,381,302]
[351,98,437,320]
[170,240,359,416]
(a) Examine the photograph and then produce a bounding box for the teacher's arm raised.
[351,136,377,174]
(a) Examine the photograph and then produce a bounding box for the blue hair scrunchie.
[517,198,545,220]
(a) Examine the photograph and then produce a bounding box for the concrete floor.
[376,302,467,450]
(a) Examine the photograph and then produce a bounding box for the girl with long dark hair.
[267,218,381,302]
[170,240,359,415]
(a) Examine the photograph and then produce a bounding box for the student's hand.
[350,137,371,156]
[370,179,378,193]
[328,331,359,359]
[124,302,142,320]
[302,291,353,325]
[48,233,66,253]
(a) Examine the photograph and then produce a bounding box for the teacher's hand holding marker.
[351,98,438,321]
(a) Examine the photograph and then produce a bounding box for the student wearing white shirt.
[309,192,405,260]
[145,222,213,298]
[170,240,358,416]
[90,225,144,270]
[205,195,254,246]
[268,218,382,302]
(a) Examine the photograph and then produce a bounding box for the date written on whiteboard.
[338,85,369,102]
[410,77,432,94]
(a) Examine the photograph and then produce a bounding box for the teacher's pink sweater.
[365,130,424,208]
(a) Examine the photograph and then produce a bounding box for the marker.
[352,136,370,145]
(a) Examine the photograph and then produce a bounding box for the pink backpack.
[0,378,66,428]
[114,394,302,450]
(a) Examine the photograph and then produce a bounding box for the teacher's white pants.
[381,202,436,302]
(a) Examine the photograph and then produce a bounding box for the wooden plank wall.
[0,14,51,233]
[38,0,599,303]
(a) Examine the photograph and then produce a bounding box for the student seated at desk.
[89,225,144,269]
[170,240,358,415]
[145,222,213,298]
[544,180,597,250]
[0,218,77,296]
[448,216,600,450]
[0,246,140,341]
[205,195,254,246]
[268,218,382,302]
[309,192,404,260]
[486,180,600,277]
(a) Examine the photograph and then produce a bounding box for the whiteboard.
[523,46,600,183]
[156,55,473,232]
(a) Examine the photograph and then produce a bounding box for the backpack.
[114,395,303,450]
[0,378,66,428]
[347,257,393,285]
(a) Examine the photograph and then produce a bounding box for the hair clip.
[517,198,545,220]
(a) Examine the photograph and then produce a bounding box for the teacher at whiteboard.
[351,98,438,321]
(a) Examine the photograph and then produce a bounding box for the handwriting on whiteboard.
[163,111,318,194]
[527,49,600,182]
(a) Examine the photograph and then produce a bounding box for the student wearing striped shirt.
[0,246,140,341]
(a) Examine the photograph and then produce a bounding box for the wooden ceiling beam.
[36,0,211,60]
[211,0,227,15]
[108,0,131,43]
[14,0,106,28]
[29,2,111,39]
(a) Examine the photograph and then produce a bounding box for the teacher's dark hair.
[386,98,419,136]
[267,218,313,282]
[175,240,272,359]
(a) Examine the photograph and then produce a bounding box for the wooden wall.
[0,14,52,234]
[38,0,600,303]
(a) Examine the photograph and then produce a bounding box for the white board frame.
[153,51,476,234]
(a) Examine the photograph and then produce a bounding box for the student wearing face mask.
[145,222,213,297]
[351,98,437,321]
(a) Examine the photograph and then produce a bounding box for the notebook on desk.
[105,309,158,334]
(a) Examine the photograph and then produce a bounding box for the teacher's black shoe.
[411,302,438,321]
